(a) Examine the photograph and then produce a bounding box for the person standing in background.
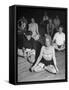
[40,12,49,36]
[47,19,54,38]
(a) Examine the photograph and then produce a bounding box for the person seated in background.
[43,11,49,21]
[17,17,28,51]
[31,35,59,74]
[22,31,36,64]
[18,16,28,33]
[53,16,60,32]
[47,19,54,38]
[53,26,65,51]
[28,18,40,40]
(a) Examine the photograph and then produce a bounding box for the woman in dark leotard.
[31,35,59,74]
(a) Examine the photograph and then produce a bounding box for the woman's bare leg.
[45,65,57,74]
[33,63,44,72]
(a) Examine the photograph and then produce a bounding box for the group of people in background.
[17,12,65,74]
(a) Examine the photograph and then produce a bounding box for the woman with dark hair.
[18,16,28,32]
[22,31,36,64]
[31,35,59,74]
[17,17,28,49]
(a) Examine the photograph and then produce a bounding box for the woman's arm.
[51,24,54,36]
[28,24,31,31]
[52,47,59,71]
[53,33,57,43]
[32,46,44,68]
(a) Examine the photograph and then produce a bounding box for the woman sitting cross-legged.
[53,26,65,51]
[31,35,59,74]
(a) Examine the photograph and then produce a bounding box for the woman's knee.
[34,67,40,72]
[45,65,57,74]
[50,65,57,73]
[51,68,57,74]
[34,66,44,72]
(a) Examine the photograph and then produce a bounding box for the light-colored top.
[28,23,39,40]
[53,32,65,45]
[39,46,55,60]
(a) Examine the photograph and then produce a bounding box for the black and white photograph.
[9,5,67,84]
[16,5,67,83]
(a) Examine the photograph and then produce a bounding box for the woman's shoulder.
[41,46,45,50]
[50,45,55,50]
